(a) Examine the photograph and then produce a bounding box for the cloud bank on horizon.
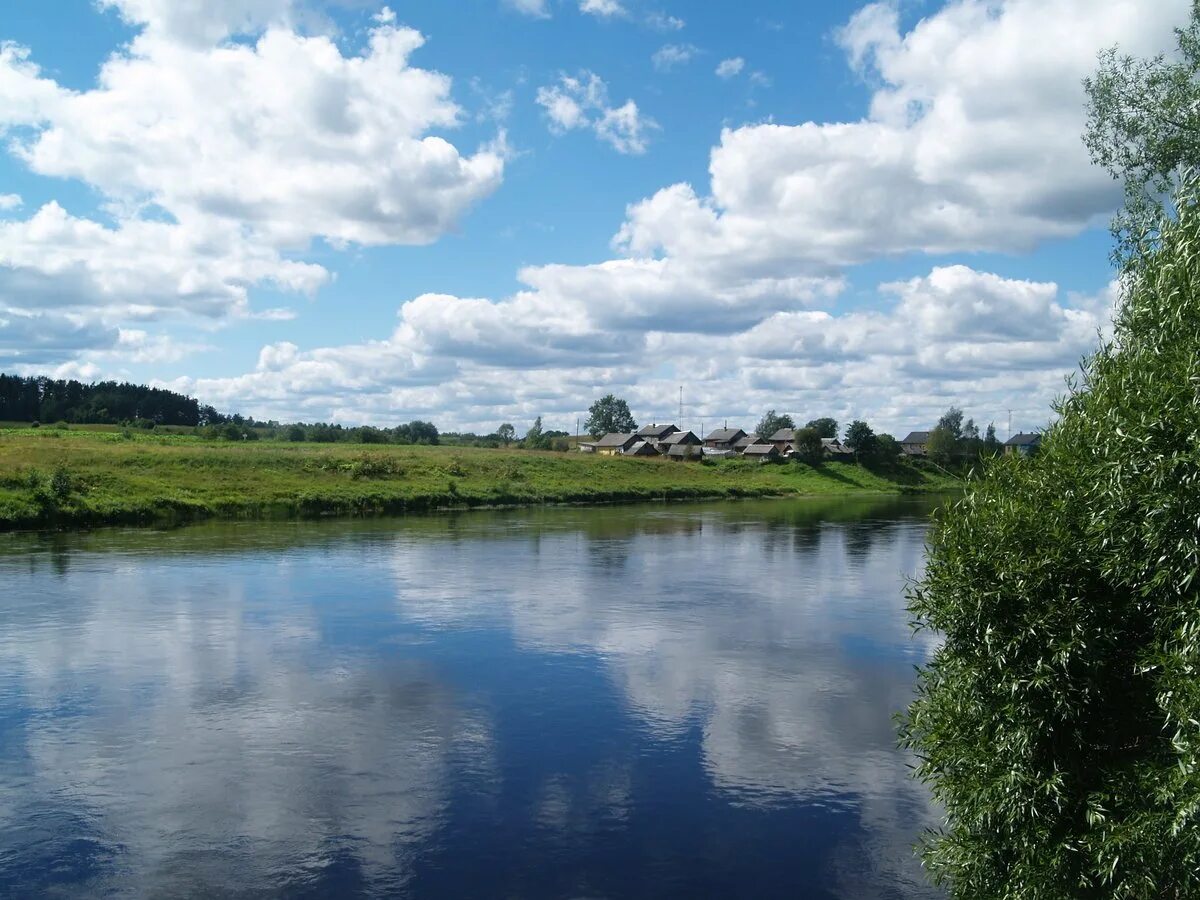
[0,0,1188,434]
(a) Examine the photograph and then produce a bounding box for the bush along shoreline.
[0,430,960,532]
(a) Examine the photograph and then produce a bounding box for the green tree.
[926,425,958,467]
[756,410,794,439]
[874,433,900,462]
[1084,3,1200,260]
[843,420,877,461]
[523,416,549,450]
[584,394,637,438]
[982,422,1001,456]
[804,417,839,439]
[937,406,965,440]
[900,174,1200,898]
[497,423,516,445]
[791,427,824,464]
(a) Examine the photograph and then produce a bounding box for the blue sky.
[0,0,1189,434]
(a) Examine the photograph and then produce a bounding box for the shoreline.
[0,430,961,533]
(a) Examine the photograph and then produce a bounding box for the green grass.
[0,426,960,530]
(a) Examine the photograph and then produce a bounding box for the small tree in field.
[901,175,1200,899]
[497,423,516,445]
[585,394,636,438]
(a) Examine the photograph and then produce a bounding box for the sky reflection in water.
[0,496,945,898]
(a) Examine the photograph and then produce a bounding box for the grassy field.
[0,426,960,530]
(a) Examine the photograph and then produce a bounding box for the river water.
[0,496,946,898]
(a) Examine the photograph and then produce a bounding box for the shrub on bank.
[900,176,1200,897]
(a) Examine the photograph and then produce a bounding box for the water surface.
[0,496,944,898]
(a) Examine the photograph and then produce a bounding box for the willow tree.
[902,11,1200,893]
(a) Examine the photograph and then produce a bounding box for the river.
[0,496,946,898]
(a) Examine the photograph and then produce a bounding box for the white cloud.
[651,43,697,70]
[503,0,551,18]
[646,12,685,31]
[580,0,625,18]
[536,72,656,154]
[715,57,745,79]
[0,194,21,211]
[98,0,296,45]
[3,24,503,249]
[0,12,505,356]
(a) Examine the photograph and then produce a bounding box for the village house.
[743,443,781,462]
[625,440,662,457]
[1004,432,1041,457]
[666,443,702,461]
[704,428,747,451]
[768,428,797,454]
[822,438,852,458]
[594,433,639,456]
[900,431,931,455]
[660,430,701,449]
[733,433,763,452]
[636,423,681,442]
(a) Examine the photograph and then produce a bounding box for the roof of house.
[666,443,700,457]
[768,428,796,442]
[661,430,700,445]
[1005,432,1042,446]
[626,440,661,455]
[734,433,763,448]
[636,423,680,438]
[822,438,850,454]
[900,431,932,444]
[596,432,636,448]
[705,427,746,443]
[743,443,779,456]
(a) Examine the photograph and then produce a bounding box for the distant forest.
[0,374,222,427]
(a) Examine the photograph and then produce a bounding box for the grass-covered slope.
[0,428,958,530]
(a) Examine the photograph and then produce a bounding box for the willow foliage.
[901,175,1200,898]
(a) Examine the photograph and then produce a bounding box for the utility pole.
[1007,409,1013,441]
[679,386,683,429]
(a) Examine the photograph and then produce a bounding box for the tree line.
[0,374,214,427]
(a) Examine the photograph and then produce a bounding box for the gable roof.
[901,431,932,444]
[666,443,700,457]
[734,433,763,448]
[636,423,680,439]
[596,432,637,448]
[1005,432,1042,447]
[743,443,779,456]
[626,440,661,455]
[822,438,850,454]
[768,428,796,442]
[705,427,746,443]
[661,430,700,445]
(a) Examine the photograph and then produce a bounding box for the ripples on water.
[0,496,946,898]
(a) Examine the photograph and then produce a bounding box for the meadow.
[0,426,959,530]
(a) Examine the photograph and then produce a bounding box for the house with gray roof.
[704,427,747,451]
[743,443,781,462]
[665,443,702,460]
[625,440,662,457]
[636,423,681,440]
[1004,432,1041,457]
[594,433,638,456]
[660,430,701,447]
[900,431,932,455]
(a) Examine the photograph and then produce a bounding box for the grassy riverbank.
[0,427,960,530]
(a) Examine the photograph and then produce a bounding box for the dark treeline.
[0,374,220,427]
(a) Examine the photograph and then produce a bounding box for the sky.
[0,0,1191,437]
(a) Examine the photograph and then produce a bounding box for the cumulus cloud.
[651,43,697,70]
[580,0,625,18]
[536,71,656,154]
[0,9,504,360]
[715,57,745,78]
[0,194,22,211]
[168,262,1111,435]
